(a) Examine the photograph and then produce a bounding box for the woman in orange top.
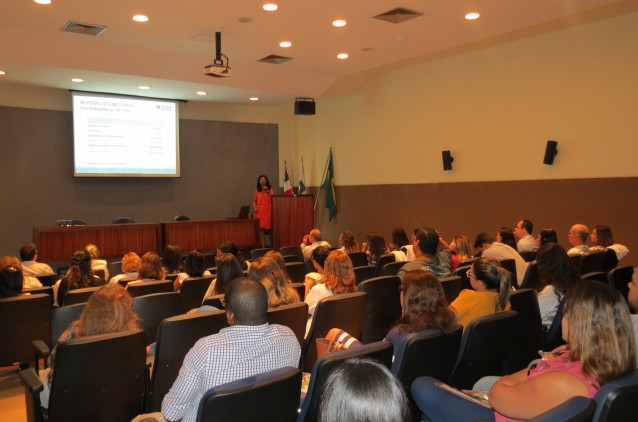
[253,174,274,248]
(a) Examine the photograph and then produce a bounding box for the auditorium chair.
[174,215,191,221]
[107,261,122,279]
[377,253,395,269]
[289,282,305,301]
[20,330,147,422]
[519,261,543,292]
[382,261,404,277]
[34,273,60,287]
[519,251,537,262]
[452,265,473,292]
[180,276,215,310]
[133,292,186,344]
[353,265,380,285]
[438,275,464,303]
[285,262,307,283]
[499,259,517,284]
[112,216,135,224]
[529,397,596,422]
[250,248,272,260]
[267,301,308,347]
[601,249,618,273]
[126,279,174,298]
[347,252,368,268]
[579,251,607,274]
[278,245,303,262]
[592,370,638,422]
[581,272,608,282]
[197,367,302,422]
[607,266,633,304]
[62,286,101,306]
[23,286,53,299]
[202,294,225,309]
[149,309,228,411]
[358,276,401,343]
[503,289,543,374]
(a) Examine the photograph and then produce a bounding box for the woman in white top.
[589,225,629,260]
[85,244,109,281]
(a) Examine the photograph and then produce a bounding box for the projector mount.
[205,32,231,78]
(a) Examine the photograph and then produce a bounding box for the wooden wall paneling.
[271,195,315,249]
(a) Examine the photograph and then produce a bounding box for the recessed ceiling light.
[279,41,292,48]
[33,0,51,4]
[337,53,349,60]
[332,19,347,27]
[139,85,150,90]
[263,3,278,11]
[132,14,149,23]
[249,97,259,101]
[71,78,84,83]
[465,12,480,20]
[196,91,207,96]
[0,70,6,75]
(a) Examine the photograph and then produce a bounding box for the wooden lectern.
[271,195,314,249]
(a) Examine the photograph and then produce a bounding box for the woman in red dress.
[253,174,274,247]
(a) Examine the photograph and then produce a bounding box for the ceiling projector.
[205,62,231,78]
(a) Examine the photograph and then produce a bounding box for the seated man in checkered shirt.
[161,277,301,422]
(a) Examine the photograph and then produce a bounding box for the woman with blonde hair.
[412,281,636,421]
[338,231,360,254]
[248,257,299,308]
[305,250,357,335]
[449,235,472,272]
[85,243,109,280]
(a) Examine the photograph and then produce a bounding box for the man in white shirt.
[482,240,528,287]
[161,278,301,422]
[513,220,537,253]
[19,243,54,276]
[567,224,589,256]
[300,229,331,260]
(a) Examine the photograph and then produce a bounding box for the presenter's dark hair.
[256,174,272,191]
[319,358,410,422]
[224,277,268,325]
[162,244,183,274]
[20,243,38,261]
[538,228,558,246]
[0,265,24,298]
[472,257,511,311]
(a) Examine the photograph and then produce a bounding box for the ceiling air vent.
[61,21,108,36]
[373,7,423,24]
[257,55,293,64]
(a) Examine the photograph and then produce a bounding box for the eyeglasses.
[466,270,476,279]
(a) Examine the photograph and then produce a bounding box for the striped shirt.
[161,323,300,422]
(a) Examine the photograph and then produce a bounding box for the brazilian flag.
[321,149,337,221]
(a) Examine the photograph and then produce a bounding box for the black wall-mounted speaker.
[543,140,558,165]
[442,150,454,171]
[295,98,316,115]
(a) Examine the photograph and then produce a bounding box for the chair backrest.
[149,310,228,411]
[358,276,402,343]
[127,279,174,298]
[282,254,298,263]
[50,303,86,348]
[23,286,54,298]
[202,294,225,309]
[298,341,393,422]
[519,251,537,262]
[382,261,405,277]
[581,272,608,282]
[285,262,307,283]
[504,289,543,374]
[347,252,368,268]
[607,266,633,303]
[543,299,566,351]
[180,276,215,310]
[165,273,179,282]
[448,310,518,389]
[132,292,186,344]
[107,261,123,280]
[601,249,618,273]
[267,301,308,347]
[592,370,638,422]
[250,248,272,260]
[279,245,303,262]
[304,259,315,274]
[303,292,368,371]
[112,216,135,224]
[530,396,596,422]
[499,259,517,283]
[452,265,473,292]
[289,282,305,301]
[0,294,52,366]
[46,330,147,421]
[93,268,106,279]
[391,325,463,397]
[353,265,380,285]
[580,251,608,274]
[196,367,302,422]
[570,254,583,272]
[62,286,101,306]
[377,253,396,269]
[35,273,60,287]
[519,261,544,292]
[174,215,191,221]
[439,276,464,303]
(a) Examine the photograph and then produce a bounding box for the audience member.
[411,281,636,421]
[201,253,243,305]
[300,229,331,260]
[248,257,299,307]
[85,244,109,280]
[305,250,357,335]
[173,249,212,290]
[496,227,518,251]
[40,284,141,409]
[319,358,411,422]
[264,250,290,277]
[536,243,580,327]
[567,224,589,256]
[397,228,452,279]
[304,246,330,299]
[481,234,528,286]
[162,244,184,276]
[337,231,360,254]
[513,219,537,253]
[536,228,558,248]
[109,252,142,285]
[19,243,53,276]
[449,257,511,329]
[0,265,25,298]
[589,224,629,260]
[390,227,414,261]
[449,235,472,272]
[217,241,249,270]
[361,232,389,267]
[127,252,164,287]
[0,255,42,288]
[161,278,301,422]
[473,232,494,257]
[56,250,106,306]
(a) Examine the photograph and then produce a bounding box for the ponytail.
[473,257,512,312]
[496,267,512,311]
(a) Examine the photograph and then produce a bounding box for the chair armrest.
[19,369,44,422]
[19,368,44,393]
[32,340,51,373]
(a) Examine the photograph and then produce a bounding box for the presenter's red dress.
[254,191,272,230]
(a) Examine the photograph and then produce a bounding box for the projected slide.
[73,92,180,177]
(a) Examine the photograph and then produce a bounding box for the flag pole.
[314,147,332,210]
